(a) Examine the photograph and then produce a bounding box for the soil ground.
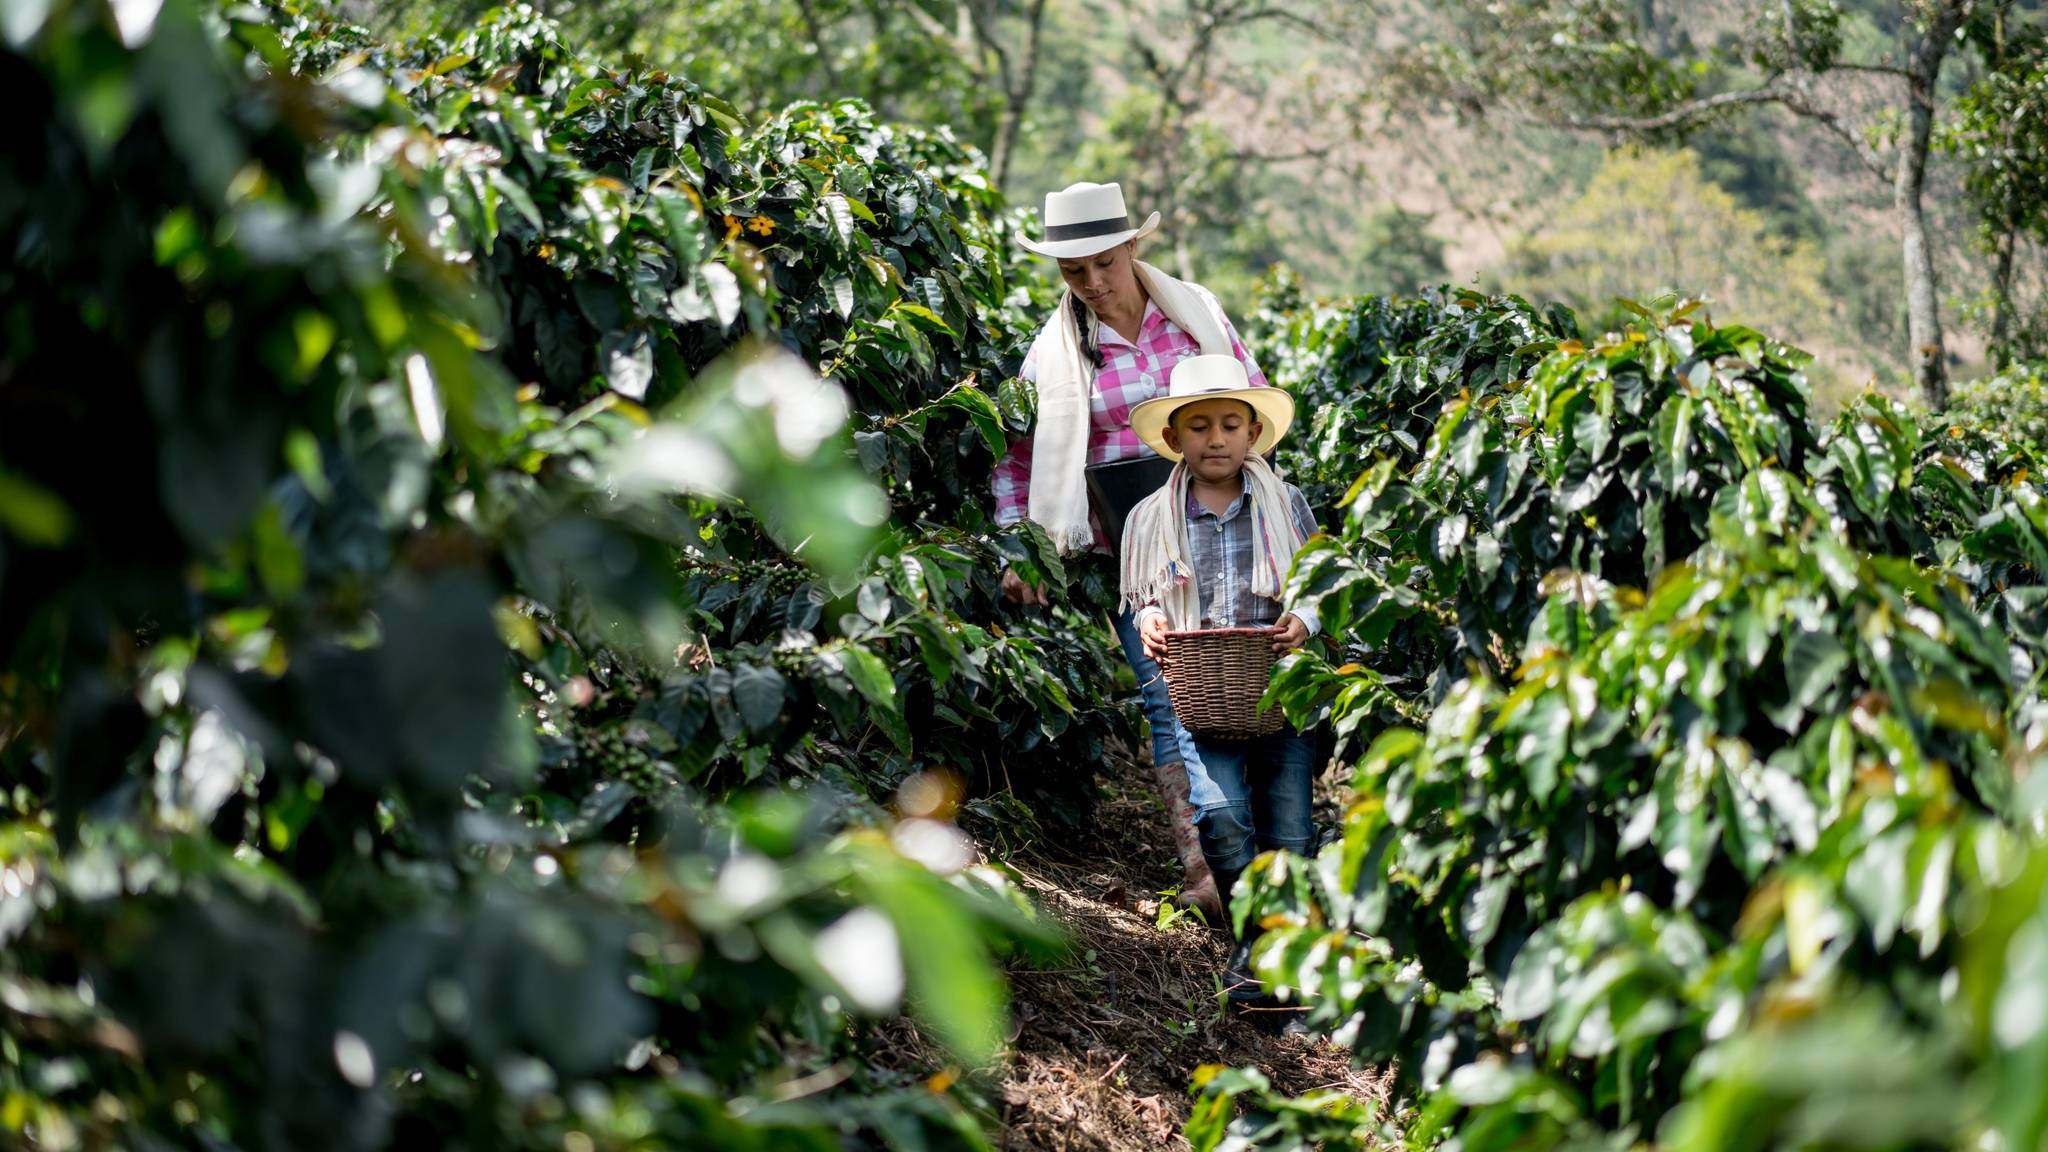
[935,772,1392,1151]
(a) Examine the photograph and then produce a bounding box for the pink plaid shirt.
[992,289,1268,544]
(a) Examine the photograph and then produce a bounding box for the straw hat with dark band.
[1018,181,1162,260]
[1128,355,1295,461]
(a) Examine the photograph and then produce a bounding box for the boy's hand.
[1140,612,1170,662]
[1272,614,1309,652]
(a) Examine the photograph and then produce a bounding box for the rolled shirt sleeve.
[992,435,1032,528]
[992,345,1041,529]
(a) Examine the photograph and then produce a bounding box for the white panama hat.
[1129,354,1295,461]
[1018,181,1162,259]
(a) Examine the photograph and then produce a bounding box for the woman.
[993,181,1275,921]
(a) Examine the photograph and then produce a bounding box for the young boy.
[1118,353,1320,1002]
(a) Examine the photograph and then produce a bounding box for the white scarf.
[1118,454,1305,630]
[1024,262,1234,554]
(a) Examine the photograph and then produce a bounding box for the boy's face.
[1163,398,1261,484]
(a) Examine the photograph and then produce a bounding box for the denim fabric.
[1109,608,1204,772]
[1187,727,1318,874]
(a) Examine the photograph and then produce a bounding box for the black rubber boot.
[1208,864,1265,1004]
[1223,937,1264,1003]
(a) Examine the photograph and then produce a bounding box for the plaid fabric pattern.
[991,289,1268,541]
[1179,478,1321,636]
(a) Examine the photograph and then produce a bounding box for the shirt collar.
[1095,300,1164,350]
[1185,472,1250,521]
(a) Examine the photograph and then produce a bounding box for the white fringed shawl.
[1024,262,1233,554]
[1118,454,1304,629]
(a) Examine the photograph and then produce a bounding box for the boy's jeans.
[1109,608,1204,772]
[1185,728,1318,878]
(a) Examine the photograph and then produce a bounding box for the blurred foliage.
[1510,150,1830,344]
[1353,207,1448,301]
[0,2,1138,1149]
[339,0,2042,394]
[1391,0,2048,404]
[1942,29,2048,368]
[1950,362,2048,455]
[1072,85,1290,302]
[1688,117,1831,243]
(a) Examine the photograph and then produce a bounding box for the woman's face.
[1057,241,1139,315]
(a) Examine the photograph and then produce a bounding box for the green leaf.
[602,330,653,400]
[251,500,305,599]
[857,857,1004,1066]
[821,192,855,246]
[1782,625,1848,717]
[936,384,1007,456]
[701,262,742,329]
[840,194,877,224]
[731,665,787,734]
[838,643,898,713]
[490,169,543,231]
[891,302,953,335]
[856,577,892,624]
[0,468,74,546]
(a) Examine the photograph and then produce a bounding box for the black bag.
[1084,454,1176,556]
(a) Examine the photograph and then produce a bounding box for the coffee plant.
[1251,284,1576,518]
[0,2,1117,1149]
[1949,362,2048,457]
[1269,298,1818,740]
[1193,294,2048,1152]
[246,0,1126,825]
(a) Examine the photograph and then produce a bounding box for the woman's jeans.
[1109,608,1202,772]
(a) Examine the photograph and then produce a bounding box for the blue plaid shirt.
[1137,475,1321,636]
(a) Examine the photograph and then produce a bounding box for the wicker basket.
[1161,627,1285,741]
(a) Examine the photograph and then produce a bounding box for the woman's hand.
[1001,567,1049,607]
[1272,614,1309,653]
[1140,612,1170,662]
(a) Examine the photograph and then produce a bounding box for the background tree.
[1510,147,1831,340]
[1354,205,1450,298]
[1944,17,2048,365]
[1392,0,2048,407]
[888,0,1057,188]
[1058,0,1349,281]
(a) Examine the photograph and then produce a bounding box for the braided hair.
[1070,292,1106,370]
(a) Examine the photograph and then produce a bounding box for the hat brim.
[1129,386,1296,461]
[1018,211,1162,259]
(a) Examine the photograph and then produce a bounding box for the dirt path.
[973,776,1390,1150]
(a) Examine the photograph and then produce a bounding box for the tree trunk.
[988,0,1049,189]
[1991,220,2018,368]
[990,101,1021,191]
[794,0,843,93]
[1897,3,1962,410]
